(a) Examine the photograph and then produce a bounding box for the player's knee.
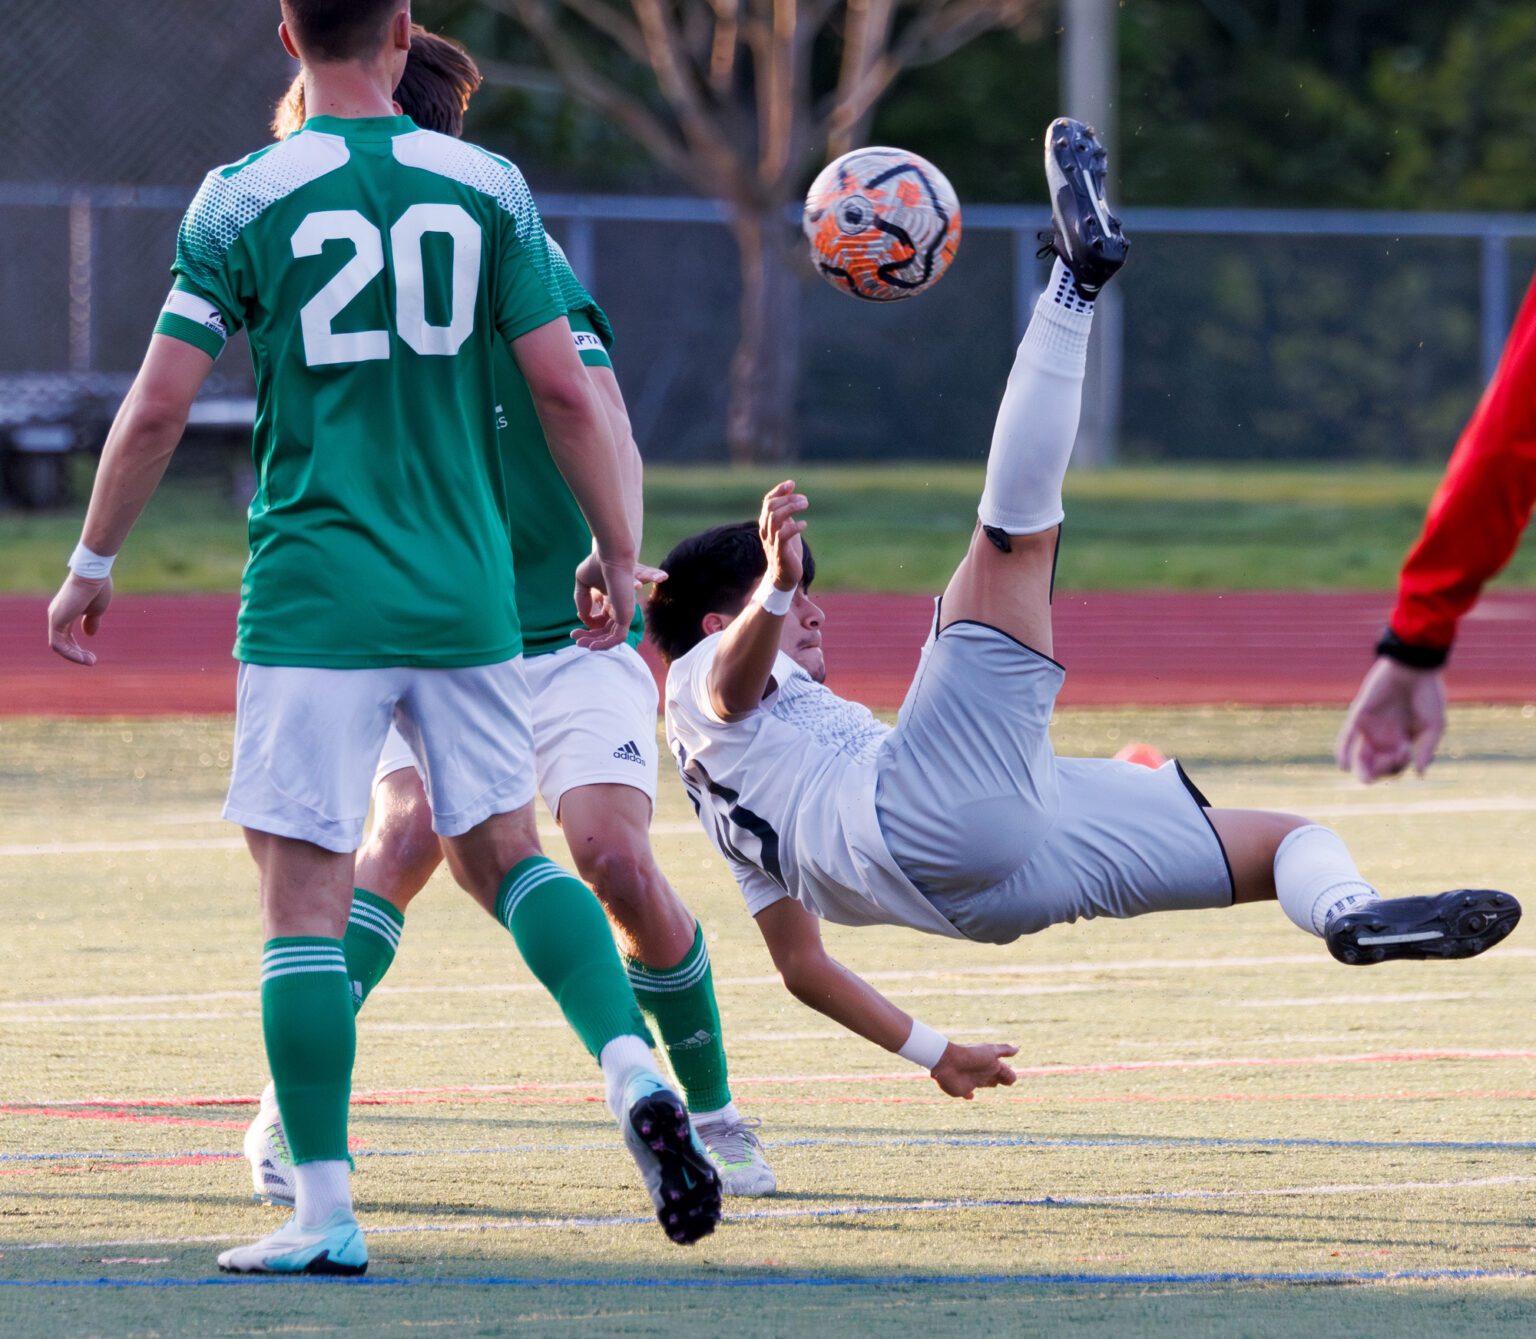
[578,844,666,925]
[360,806,441,904]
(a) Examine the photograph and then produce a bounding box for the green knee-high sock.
[626,926,732,1114]
[496,856,652,1059]
[261,938,356,1164]
[344,889,404,1010]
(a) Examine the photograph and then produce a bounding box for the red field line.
[3,591,1533,715]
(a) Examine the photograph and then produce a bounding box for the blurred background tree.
[421,0,1046,462]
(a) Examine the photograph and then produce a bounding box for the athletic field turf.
[4,707,1536,1336]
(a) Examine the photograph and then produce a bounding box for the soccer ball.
[803,146,962,301]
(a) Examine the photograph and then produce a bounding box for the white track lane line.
[10,1172,1536,1253]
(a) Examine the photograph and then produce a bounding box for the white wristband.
[754,574,794,616]
[67,542,115,581]
[897,1019,949,1071]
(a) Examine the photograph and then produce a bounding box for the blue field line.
[9,1134,1536,1165]
[4,1267,1535,1291]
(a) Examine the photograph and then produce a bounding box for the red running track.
[2,591,1533,716]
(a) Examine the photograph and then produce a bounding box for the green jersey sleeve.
[153,169,252,358]
[485,160,565,344]
[546,235,615,352]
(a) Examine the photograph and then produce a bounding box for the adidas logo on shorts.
[612,740,645,764]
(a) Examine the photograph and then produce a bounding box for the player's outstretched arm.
[1335,657,1447,783]
[47,334,213,664]
[754,899,1019,1100]
[513,317,635,649]
[707,481,807,719]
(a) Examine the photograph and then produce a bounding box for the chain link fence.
[2,186,1532,480]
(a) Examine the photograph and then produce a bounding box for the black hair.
[646,520,816,665]
[281,0,404,62]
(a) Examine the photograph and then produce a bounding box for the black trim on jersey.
[688,757,786,889]
[1174,759,1236,906]
[935,617,1066,674]
[1375,626,1450,670]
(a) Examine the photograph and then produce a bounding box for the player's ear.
[702,612,730,637]
[392,7,413,50]
[278,21,301,61]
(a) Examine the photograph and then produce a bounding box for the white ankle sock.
[1273,825,1382,937]
[600,1034,659,1118]
[692,1100,739,1127]
[977,258,1092,536]
[294,1159,352,1228]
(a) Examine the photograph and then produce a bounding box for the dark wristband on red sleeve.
[1374,626,1449,670]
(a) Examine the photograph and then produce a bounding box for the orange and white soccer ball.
[803,146,962,301]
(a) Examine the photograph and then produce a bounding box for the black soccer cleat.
[1325,889,1521,966]
[622,1081,723,1245]
[1038,117,1128,297]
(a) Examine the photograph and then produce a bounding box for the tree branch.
[488,0,702,187]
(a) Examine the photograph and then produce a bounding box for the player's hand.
[572,552,666,641]
[571,552,639,651]
[47,572,114,666]
[1335,656,1447,784]
[930,1042,1019,1100]
[758,480,808,592]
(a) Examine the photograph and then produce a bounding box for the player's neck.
[300,64,399,123]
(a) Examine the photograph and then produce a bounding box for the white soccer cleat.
[216,1209,367,1276]
[619,1073,723,1244]
[694,1111,777,1197]
[244,1082,296,1208]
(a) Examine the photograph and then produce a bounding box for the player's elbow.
[122,384,192,442]
[529,369,597,424]
[775,951,829,1004]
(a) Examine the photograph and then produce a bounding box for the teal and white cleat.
[620,1074,722,1244]
[244,1082,296,1208]
[694,1111,776,1197]
[217,1209,367,1276]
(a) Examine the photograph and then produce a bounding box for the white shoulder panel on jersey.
[185,133,351,265]
[391,130,543,249]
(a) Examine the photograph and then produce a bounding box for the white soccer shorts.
[224,659,535,852]
[374,642,659,818]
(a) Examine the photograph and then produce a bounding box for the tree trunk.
[726,205,803,463]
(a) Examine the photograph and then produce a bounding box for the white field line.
[6,950,1534,1013]
[9,1172,1536,1254]
[1304,796,1536,819]
[0,822,706,859]
[1231,993,1476,1009]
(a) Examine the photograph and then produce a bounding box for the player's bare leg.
[560,783,776,1194]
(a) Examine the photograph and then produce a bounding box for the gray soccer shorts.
[873,617,1234,945]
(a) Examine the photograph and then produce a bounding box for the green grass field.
[4,708,1536,1336]
[9,463,1536,595]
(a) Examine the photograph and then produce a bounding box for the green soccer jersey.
[501,241,644,658]
[154,114,571,668]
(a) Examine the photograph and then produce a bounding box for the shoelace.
[696,1114,764,1165]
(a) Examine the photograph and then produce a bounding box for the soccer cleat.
[1038,116,1128,296]
[694,1112,777,1197]
[244,1082,296,1208]
[1326,889,1521,966]
[620,1074,723,1244]
[216,1209,367,1276]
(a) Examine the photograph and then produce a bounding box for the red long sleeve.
[1389,274,1536,650]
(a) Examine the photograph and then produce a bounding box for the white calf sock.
[977,258,1094,536]
[294,1159,352,1228]
[600,1034,659,1118]
[1273,825,1382,938]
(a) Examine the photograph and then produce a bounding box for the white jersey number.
[292,205,480,367]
